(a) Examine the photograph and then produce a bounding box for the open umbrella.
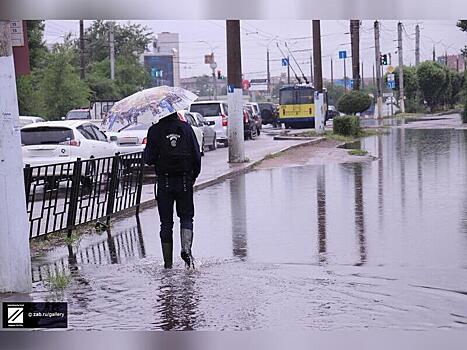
[103,86,198,131]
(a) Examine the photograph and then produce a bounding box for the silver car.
[189,101,228,147]
[191,112,217,151]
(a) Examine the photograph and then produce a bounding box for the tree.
[337,91,371,115]
[193,75,214,97]
[324,82,345,106]
[82,21,152,64]
[393,66,418,100]
[416,61,446,111]
[26,20,48,69]
[457,20,467,122]
[36,44,91,119]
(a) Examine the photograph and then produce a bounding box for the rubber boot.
[161,242,173,269]
[180,228,194,269]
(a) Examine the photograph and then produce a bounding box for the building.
[143,32,180,87]
[437,54,466,72]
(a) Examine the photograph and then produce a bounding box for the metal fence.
[24,152,144,239]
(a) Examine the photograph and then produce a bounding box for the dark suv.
[243,107,258,140]
[258,102,279,126]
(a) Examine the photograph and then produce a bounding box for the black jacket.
[143,113,201,179]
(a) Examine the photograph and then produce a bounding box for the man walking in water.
[144,111,201,269]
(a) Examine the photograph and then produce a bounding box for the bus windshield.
[279,89,295,105]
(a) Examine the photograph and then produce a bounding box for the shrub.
[463,102,467,123]
[337,91,372,115]
[333,115,361,137]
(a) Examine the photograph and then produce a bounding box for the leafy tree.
[337,91,371,115]
[325,82,345,106]
[16,74,41,116]
[416,61,446,111]
[393,66,418,100]
[115,55,152,98]
[82,21,152,64]
[36,44,91,119]
[193,75,214,97]
[26,20,48,69]
[458,20,467,121]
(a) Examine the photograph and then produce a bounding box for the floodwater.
[25,127,467,330]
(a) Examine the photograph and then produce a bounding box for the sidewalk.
[139,133,323,208]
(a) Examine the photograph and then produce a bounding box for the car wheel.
[257,126,261,136]
[209,136,217,151]
[250,125,258,140]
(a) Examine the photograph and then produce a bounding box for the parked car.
[189,101,229,147]
[327,105,339,119]
[244,104,262,135]
[177,110,205,155]
[258,102,278,126]
[19,116,45,128]
[243,107,258,140]
[191,112,217,151]
[65,108,91,120]
[21,120,120,168]
[245,102,262,133]
[105,122,150,154]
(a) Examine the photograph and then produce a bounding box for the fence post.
[23,164,32,206]
[106,153,120,226]
[135,153,145,216]
[67,158,82,238]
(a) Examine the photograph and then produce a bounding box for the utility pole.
[415,24,420,66]
[109,22,115,80]
[398,22,405,113]
[287,55,290,85]
[312,20,325,134]
[309,53,313,84]
[210,53,217,100]
[361,61,364,89]
[312,20,323,92]
[226,20,245,163]
[432,45,436,62]
[0,21,32,293]
[331,59,334,86]
[79,20,85,80]
[267,48,271,95]
[374,20,383,119]
[350,19,360,90]
[343,57,347,93]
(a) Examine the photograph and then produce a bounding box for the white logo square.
[7,307,24,324]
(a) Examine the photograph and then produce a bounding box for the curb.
[136,137,325,212]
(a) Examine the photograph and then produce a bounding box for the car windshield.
[66,111,90,120]
[21,127,74,145]
[279,89,295,105]
[119,123,149,132]
[190,103,221,117]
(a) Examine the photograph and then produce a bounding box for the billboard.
[144,55,174,87]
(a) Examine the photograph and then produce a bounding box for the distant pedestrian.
[143,112,201,269]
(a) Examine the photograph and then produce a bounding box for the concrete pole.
[79,20,85,80]
[415,24,420,66]
[344,57,347,93]
[312,20,325,135]
[287,55,290,85]
[350,19,361,90]
[309,53,313,84]
[398,22,405,113]
[374,20,383,119]
[109,22,115,80]
[226,20,245,163]
[267,48,271,96]
[330,59,334,85]
[361,61,364,89]
[0,21,32,293]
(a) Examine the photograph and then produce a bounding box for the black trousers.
[156,174,194,244]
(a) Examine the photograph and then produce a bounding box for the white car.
[177,110,205,155]
[19,116,45,128]
[21,120,119,167]
[189,101,229,147]
[105,122,150,154]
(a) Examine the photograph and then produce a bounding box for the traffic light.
[217,70,225,79]
[380,54,388,66]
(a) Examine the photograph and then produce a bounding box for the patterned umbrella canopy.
[103,86,198,131]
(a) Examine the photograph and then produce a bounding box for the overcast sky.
[44,20,467,81]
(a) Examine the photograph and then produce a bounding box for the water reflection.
[230,176,248,260]
[353,163,366,266]
[316,166,327,264]
[155,271,201,330]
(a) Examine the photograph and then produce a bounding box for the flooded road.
[27,127,467,330]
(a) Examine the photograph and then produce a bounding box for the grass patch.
[299,128,388,142]
[47,273,72,291]
[348,149,368,156]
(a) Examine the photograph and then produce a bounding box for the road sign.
[387,65,395,74]
[387,81,395,89]
[228,85,235,93]
[10,21,24,47]
[383,92,394,97]
[338,51,347,59]
[242,79,250,90]
[209,62,217,70]
[349,79,354,88]
[249,78,268,91]
[281,58,289,66]
[387,73,395,82]
[204,54,214,64]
